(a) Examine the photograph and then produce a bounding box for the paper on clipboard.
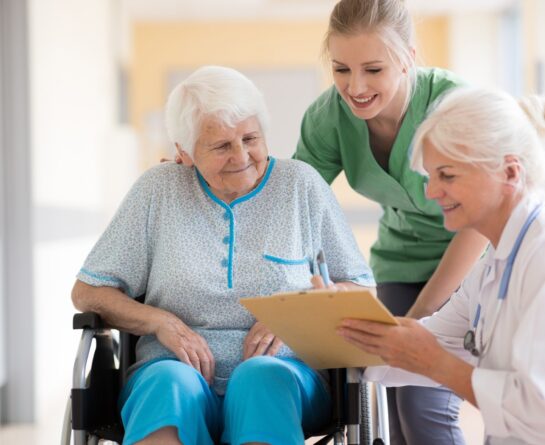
[240,289,399,369]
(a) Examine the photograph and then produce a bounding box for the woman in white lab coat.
[331,87,545,445]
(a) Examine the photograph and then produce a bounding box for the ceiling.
[123,0,519,21]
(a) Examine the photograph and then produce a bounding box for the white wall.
[449,7,525,95]
[28,0,137,424]
[449,12,503,89]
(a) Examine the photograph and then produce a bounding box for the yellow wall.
[130,20,327,165]
[414,16,450,68]
[130,17,450,166]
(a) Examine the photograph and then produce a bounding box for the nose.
[348,73,366,96]
[424,177,442,200]
[230,140,249,164]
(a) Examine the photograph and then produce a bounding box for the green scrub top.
[294,67,465,283]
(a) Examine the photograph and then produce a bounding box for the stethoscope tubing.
[464,204,542,359]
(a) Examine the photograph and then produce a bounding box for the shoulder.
[270,159,333,207]
[139,162,193,185]
[414,67,466,106]
[273,158,327,185]
[129,162,194,198]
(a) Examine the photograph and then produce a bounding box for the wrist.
[146,306,176,335]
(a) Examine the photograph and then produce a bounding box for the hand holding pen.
[311,249,336,289]
[316,249,331,286]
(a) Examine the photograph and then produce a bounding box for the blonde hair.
[323,0,416,114]
[165,66,269,157]
[411,87,545,191]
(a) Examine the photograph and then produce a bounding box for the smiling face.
[422,139,519,245]
[328,31,408,122]
[179,114,269,203]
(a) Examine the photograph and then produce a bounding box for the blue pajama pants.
[120,356,331,445]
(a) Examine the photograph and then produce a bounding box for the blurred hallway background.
[1,0,545,443]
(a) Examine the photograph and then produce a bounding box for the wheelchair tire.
[359,382,373,445]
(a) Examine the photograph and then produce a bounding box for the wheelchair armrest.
[73,311,107,330]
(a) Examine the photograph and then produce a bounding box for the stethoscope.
[463,204,542,358]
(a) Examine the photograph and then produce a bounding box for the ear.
[502,155,522,192]
[175,143,194,167]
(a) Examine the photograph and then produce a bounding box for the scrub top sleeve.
[294,108,343,185]
[77,171,154,298]
[309,170,375,287]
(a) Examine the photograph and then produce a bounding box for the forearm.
[408,228,488,317]
[71,280,172,336]
[430,350,477,406]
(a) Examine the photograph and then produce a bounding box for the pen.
[316,249,331,287]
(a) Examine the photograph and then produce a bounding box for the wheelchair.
[62,305,390,445]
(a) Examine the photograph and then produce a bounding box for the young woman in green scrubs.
[294,1,488,444]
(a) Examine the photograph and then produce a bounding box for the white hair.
[165,65,270,157]
[411,87,545,191]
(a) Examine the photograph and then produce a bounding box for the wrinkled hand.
[337,317,445,378]
[155,314,215,384]
[243,321,283,359]
[310,275,348,291]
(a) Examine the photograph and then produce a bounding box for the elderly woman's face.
[422,139,507,243]
[185,115,269,203]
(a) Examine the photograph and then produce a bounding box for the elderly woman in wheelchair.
[72,65,375,445]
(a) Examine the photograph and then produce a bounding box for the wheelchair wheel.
[359,382,373,445]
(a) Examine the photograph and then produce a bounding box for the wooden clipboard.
[240,289,398,369]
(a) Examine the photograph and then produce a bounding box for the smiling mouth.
[442,203,460,212]
[225,164,252,174]
[350,94,378,109]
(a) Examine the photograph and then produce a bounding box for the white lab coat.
[365,195,545,445]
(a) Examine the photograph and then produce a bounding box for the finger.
[195,347,213,383]
[337,327,383,348]
[174,348,192,367]
[243,333,260,359]
[266,337,283,356]
[253,333,275,356]
[311,275,325,289]
[186,349,202,374]
[175,155,183,164]
[207,348,216,381]
[339,329,384,354]
[244,324,271,358]
[243,323,262,358]
[341,318,389,335]
[197,336,216,383]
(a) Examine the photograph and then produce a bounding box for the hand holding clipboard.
[240,250,398,369]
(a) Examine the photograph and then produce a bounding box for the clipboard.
[240,289,399,369]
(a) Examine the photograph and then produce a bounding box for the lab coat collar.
[492,193,542,261]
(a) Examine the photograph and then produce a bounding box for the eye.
[243,136,257,144]
[366,68,382,74]
[213,143,229,151]
[333,66,349,73]
[439,171,455,181]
